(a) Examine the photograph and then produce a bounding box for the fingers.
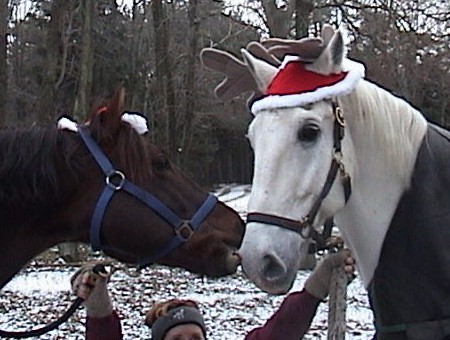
[71,265,110,300]
[73,272,94,299]
[344,263,354,274]
[326,249,356,274]
[341,250,356,275]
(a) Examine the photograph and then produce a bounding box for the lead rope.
[0,299,84,339]
[0,264,128,339]
[327,242,348,340]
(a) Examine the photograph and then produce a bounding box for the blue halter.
[78,127,218,268]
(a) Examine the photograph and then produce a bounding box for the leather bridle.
[78,127,218,268]
[246,101,352,248]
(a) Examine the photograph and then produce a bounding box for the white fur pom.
[121,112,148,135]
[57,116,78,132]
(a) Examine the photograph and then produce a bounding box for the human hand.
[71,264,113,318]
[304,249,355,300]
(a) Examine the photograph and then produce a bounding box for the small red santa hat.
[251,56,365,115]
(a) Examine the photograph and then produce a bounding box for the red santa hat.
[251,56,365,115]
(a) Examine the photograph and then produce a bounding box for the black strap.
[247,212,308,235]
[0,298,83,338]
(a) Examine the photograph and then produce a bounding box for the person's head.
[145,299,207,340]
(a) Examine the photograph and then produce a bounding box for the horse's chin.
[198,250,241,278]
[225,251,241,274]
[240,261,295,295]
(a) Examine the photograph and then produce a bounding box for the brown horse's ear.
[89,87,125,138]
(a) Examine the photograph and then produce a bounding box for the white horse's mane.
[342,78,428,186]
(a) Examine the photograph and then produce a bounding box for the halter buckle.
[106,170,126,191]
[175,221,194,240]
[335,105,345,127]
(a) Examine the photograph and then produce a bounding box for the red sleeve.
[244,289,321,340]
[86,310,123,340]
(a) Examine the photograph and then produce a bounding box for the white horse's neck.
[335,80,428,287]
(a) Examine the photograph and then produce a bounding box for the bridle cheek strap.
[78,127,217,268]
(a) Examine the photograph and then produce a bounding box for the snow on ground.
[0,184,375,339]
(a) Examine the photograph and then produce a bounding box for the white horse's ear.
[241,48,278,93]
[307,28,346,75]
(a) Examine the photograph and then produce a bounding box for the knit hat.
[251,55,365,115]
[151,306,207,340]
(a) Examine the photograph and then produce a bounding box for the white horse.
[201,26,450,339]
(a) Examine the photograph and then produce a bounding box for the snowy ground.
[0,184,376,339]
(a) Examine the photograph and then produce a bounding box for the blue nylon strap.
[78,127,115,175]
[77,125,218,265]
[90,186,115,251]
[138,234,186,268]
[138,194,218,268]
[190,194,218,227]
[122,180,183,228]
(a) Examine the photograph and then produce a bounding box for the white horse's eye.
[297,124,321,142]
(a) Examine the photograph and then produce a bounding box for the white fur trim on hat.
[251,58,365,115]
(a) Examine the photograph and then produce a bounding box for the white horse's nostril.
[262,253,287,282]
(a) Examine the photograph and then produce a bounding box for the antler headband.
[200,25,365,114]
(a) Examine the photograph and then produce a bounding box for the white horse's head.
[201,26,366,294]
[239,29,366,294]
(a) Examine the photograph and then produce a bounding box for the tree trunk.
[180,0,199,166]
[295,0,314,38]
[58,242,81,263]
[38,0,70,123]
[151,0,176,156]
[73,0,94,121]
[261,0,294,38]
[0,0,8,125]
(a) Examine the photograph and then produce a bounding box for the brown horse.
[0,88,244,289]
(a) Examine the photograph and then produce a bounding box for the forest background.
[0,0,448,187]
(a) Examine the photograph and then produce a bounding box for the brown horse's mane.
[108,123,153,186]
[0,125,83,212]
[0,116,153,216]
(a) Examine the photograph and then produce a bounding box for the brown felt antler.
[261,25,334,62]
[200,48,257,101]
[200,25,336,101]
[200,41,281,101]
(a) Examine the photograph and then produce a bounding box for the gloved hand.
[304,249,355,300]
[71,264,113,318]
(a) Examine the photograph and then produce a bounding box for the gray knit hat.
[151,306,206,340]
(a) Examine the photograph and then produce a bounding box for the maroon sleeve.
[244,289,321,340]
[86,310,123,340]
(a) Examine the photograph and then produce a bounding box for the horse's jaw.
[238,223,307,294]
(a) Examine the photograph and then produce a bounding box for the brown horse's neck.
[0,130,91,289]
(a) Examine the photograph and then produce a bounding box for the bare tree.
[38,0,74,123]
[261,0,294,37]
[73,0,94,121]
[151,0,177,156]
[0,0,7,125]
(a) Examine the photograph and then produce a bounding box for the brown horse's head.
[61,87,244,277]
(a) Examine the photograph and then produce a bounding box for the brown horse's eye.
[153,156,170,172]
